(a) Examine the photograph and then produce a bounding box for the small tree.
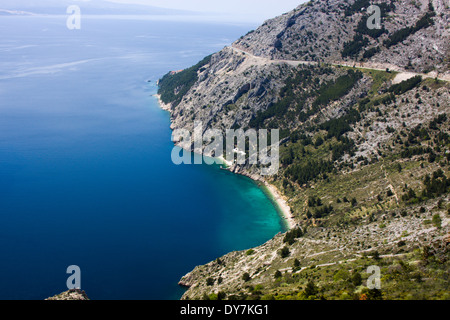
[303,280,318,298]
[283,227,304,245]
[274,270,282,279]
[314,136,324,148]
[217,292,227,300]
[351,272,363,286]
[279,246,290,258]
[372,250,381,260]
[365,288,383,300]
[206,278,215,286]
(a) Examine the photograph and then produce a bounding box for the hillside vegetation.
[158,0,450,301]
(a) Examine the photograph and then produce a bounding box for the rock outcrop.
[46,289,89,301]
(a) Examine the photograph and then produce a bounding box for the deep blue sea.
[0,15,285,300]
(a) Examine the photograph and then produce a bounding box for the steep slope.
[157,0,450,300]
[234,0,449,75]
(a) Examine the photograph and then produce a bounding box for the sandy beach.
[217,155,233,168]
[262,182,296,230]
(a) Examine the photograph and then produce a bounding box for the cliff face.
[161,46,293,135]
[159,0,450,300]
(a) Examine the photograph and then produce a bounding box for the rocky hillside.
[158,0,450,300]
[234,0,449,74]
[159,0,449,137]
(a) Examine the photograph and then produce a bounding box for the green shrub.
[283,227,304,245]
[158,55,212,106]
[432,214,442,229]
[388,76,422,95]
[384,10,436,48]
[279,246,291,258]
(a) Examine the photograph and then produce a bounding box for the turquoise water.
[0,16,285,300]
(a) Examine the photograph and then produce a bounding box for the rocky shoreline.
[155,93,172,113]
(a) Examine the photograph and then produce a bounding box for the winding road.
[230,45,450,83]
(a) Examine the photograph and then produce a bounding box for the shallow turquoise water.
[0,16,285,300]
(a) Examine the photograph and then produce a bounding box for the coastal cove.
[0,16,287,300]
[155,93,296,231]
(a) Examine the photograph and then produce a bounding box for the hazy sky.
[4,0,307,23]
[105,0,306,21]
[106,0,303,14]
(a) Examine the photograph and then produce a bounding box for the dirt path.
[230,45,450,83]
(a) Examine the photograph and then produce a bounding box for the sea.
[0,14,286,300]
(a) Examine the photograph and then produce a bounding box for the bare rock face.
[234,0,450,75]
[46,289,89,301]
[167,46,292,134]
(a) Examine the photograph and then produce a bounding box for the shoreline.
[154,93,172,112]
[261,181,296,230]
[153,93,295,231]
